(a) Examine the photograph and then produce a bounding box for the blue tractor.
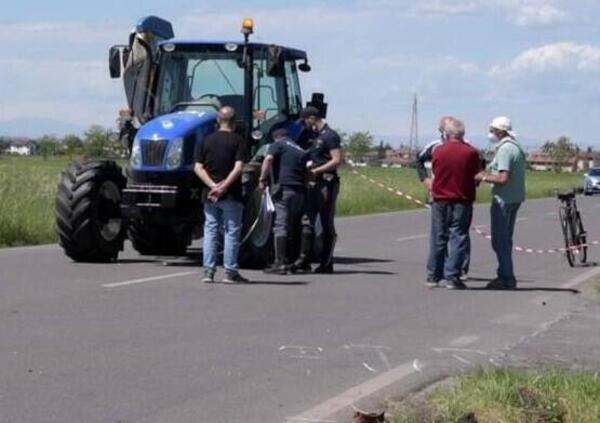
[55,16,325,265]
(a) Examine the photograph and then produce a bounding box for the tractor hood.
[136,110,217,141]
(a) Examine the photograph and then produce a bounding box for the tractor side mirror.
[298,60,311,72]
[109,46,122,79]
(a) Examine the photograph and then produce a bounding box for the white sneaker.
[201,271,215,283]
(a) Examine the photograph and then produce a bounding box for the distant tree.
[62,134,83,159]
[347,131,374,162]
[0,137,9,155]
[336,128,349,150]
[542,136,579,172]
[376,140,387,159]
[83,125,110,158]
[37,135,60,160]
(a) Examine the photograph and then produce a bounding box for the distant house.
[383,147,418,167]
[7,138,36,156]
[577,150,600,171]
[526,149,600,172]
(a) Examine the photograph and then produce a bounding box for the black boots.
[264,236,288,275]
[290,231,313,273]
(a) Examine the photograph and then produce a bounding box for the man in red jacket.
[420,117,482,289]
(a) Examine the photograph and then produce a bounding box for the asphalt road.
[1,196,600,423]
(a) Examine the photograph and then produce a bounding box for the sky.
[1,0,600,148]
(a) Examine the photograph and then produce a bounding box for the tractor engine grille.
[142,139,167,166]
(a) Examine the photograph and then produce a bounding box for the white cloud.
[409,0,568,27]
[0,21,122,44]
[490,42,600,75]
[412,1,479,16]
[0,58,118,98]
[499,0,568,27]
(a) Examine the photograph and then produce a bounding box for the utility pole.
[408,94,419,152]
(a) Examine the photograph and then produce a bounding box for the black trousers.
[273,186,305,239]
[302,177,340,265]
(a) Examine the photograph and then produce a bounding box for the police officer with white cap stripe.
[291,106,343,274]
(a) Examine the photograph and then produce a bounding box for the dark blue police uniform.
[294,123,341,273]
[264,135,309,273]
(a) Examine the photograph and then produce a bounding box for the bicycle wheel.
[573,211,588,264]
[559,206,575,267]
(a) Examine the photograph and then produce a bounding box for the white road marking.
[452,354,472,365]
[396,234,428,242]
[344,344,391,350]
[102,271,198,288]
[286,417,336,423]
[362,362,377,373]
[280,345,324,360]
[516,217,529,223]
[0,243,57,252]
[288,361,415,421]
[412,359,423,373]
[432,347,488,356]
[560,266,600,290]
[449,335,480,347]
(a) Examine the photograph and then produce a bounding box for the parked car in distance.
[583,167,600,195]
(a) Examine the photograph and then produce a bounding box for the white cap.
[490,116,516,138]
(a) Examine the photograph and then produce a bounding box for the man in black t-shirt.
[194,106,249,284]
[258,128,309,274]
[291,106,343,274]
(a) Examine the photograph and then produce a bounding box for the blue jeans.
[427,201,473,282]
[490,199,521,285]
[203,200,243,274]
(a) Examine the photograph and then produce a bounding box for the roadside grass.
[390,368,600,423]
[0,156,67,247]
[0,157,584,247]
[338,166,583,216]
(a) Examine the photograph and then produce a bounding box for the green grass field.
[390,369,600,422]
[0,156,584,248]
[338,165,583,216]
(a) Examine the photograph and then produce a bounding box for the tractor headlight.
[165,137,184,170]
[130,136,142,168]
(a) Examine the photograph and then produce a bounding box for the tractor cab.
[110,16,312,158]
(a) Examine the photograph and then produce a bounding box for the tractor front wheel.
[55,160,126,262]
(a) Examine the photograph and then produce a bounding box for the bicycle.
[556,190,587,267]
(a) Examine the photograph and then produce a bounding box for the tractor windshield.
[155,51,244,115]
[154,47,303,135]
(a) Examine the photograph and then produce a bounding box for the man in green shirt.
[476,117,526,289]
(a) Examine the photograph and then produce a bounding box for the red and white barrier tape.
[351,168,597,255]
[352,170,431,209]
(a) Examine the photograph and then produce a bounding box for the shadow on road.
[242,280,310,286]
[116,258,161,264]
[334,256,394,265]
[468,287,580,294]
[331,270,397,275]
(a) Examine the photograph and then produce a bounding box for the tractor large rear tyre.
[128,221,192,256]
[238,185,274,269]
[55,160,126,262]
